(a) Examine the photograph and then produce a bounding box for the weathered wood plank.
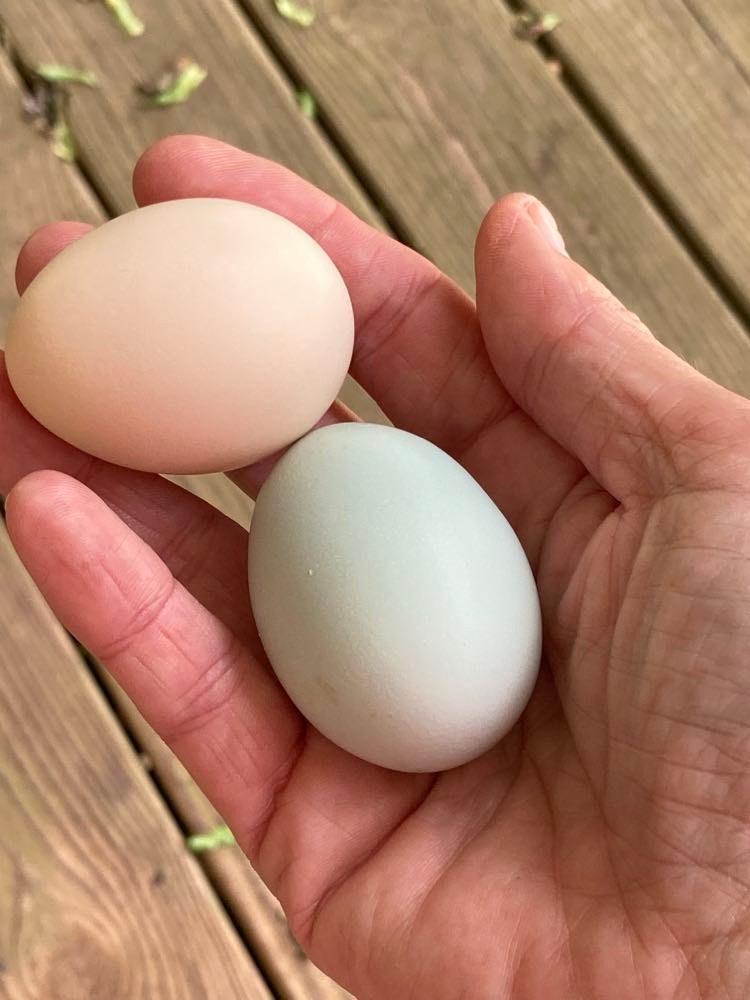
[97,671,355,1000]
[540,0,750,315]
[686,0,750,78]
[0,52,354,998]
[0,0,377,221]
[0,523,271,999]
[240,0,750,396]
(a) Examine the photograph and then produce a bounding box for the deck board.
[0,524,271,1000]
[97,670,355,1000]
[240,0,750,395]
[687,0,750,78]
[0,0,377,219]
[544,0,750,316]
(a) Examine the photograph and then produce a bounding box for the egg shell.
[248,423,542,773]
[5,198,354,474]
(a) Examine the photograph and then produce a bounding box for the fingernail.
[526,200,568,256]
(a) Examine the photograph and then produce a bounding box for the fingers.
[0,354,255,641]
[5,471,303,851]
[16,222,93,294]
[476,195,744,500]
[133,135,506,456]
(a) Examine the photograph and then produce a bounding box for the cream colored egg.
[5,199,354,473]
[248,423,542,773]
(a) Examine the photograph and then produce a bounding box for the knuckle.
[524,293,613,408]
[162,635,246,744]
[98,573,176,661]
[354,247,443,367]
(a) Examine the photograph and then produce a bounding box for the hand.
[3,136,750,1000]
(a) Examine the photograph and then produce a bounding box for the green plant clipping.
[103,0,145,37]
[297,89,317,119]
[514,10,561,41]
[186,824,235,853]
[538,12,561,33]
[275,0,315,28]
[35,64,98,87]
[139,59,208,107]
[20,76,77,163]
[51,117,75,163]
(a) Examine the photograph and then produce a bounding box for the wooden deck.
[0,1,749,996]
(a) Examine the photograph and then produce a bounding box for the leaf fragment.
[21,76,76,163]
[35,64,98,87]
[513,10,561,42]
[50,116,76,163]
[275,0,315,28]
[137,57,208,108]
[296,89,317,119]
[103,0,145,37]
[186,824,236,853]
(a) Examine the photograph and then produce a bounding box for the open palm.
[4,136,750,1000]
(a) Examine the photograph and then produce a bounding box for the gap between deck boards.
[233,0,750,335]
[501,0,750,331]
[78,647,297,1000]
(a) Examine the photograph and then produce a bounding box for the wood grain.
[686,0,750,79]
[97,670,355,1000]
[0,523,271,999]
[0,0,376,220]
[539,0,750,315]
[240,0,750,397]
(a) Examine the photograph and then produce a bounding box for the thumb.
[475,195,748,501]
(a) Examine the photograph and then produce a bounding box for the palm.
[295,478,750,999]
[4,137,749,1000]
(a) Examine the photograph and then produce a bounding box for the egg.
[248,423,542,773]
[5,199,354,473]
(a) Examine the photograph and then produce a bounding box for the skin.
[2,135,750,1000]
